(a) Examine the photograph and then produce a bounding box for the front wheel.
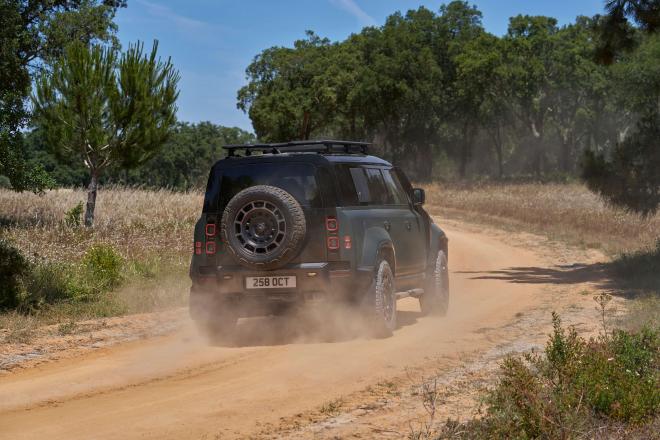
[366,259,397,337]
[419,250,449,316]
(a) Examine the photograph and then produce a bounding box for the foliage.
[64,201,84,227]
[22,122,254,190]
[81,243,124,290]
[440,314,659,438]
[32,40,180,226]
[583,34,660,215]
[0,0,125,192]
[0,239,30,310]
[236,1,659,212]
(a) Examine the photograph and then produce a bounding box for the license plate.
[245,275,297,289]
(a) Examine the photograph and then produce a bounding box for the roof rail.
[222,140,369,157]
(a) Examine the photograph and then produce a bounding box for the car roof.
[211,152,391,171]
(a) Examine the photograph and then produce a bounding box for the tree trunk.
[560,133,572,174]
[84,171,99,228]
[530,118,544,177]
[416,143,433,182]
[494,125,504,179]
[459,122,472,179]
[300,111,310,140]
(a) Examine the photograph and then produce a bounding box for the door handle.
[383,221,391,231]
[404,220,411,231]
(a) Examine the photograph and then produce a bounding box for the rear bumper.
[189,263,372,319]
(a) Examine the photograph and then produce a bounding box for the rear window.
[214,163,322,210]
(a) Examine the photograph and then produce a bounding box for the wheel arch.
[429,223,448,266]
[359,226,396,275]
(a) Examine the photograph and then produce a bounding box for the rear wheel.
[367,259,397,337]
[419,250,449,316]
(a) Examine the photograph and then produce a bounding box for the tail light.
[205,223,216,237]
[327,236,340,250]
[343,235,352,249]
[325,216,339,252]
[195,221,219,256]
[325,216,338,232]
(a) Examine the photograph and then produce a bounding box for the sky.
[115,0,605,133]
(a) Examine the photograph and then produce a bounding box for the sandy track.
[0,220,604,439]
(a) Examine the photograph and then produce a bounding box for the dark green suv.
[190,140,449,337]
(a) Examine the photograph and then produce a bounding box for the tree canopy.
[32,40,179,226]
[0,0,126,192]
[237,1,659,214]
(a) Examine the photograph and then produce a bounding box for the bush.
[81,244,124,291]
[22,262,94,308]
[0,239,30,309]
[444,314,659,438]
[64,201,84,227]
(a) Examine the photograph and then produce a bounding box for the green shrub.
[81,244,124,290]
[64,201,84,227]
[0,240,30,309]
[21,262,95,308]
[451,314,659,438]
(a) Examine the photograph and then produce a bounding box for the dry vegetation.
[0,187,202,262]
[0,187,203,338]
[425,182,659,255]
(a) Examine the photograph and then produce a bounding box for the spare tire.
[221,185,306,270]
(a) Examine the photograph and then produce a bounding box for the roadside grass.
[425,182,658,255]
[431,314,659,440]
[426,182,660,325]
[420,182,660,439]
[0,187,200,335]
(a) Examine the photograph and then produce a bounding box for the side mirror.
[412,188,425,206]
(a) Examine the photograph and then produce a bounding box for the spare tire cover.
[221,185,307,270]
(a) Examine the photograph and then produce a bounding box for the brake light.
[205,223,216,237]
[195,241,202,255]
[325,216,338,232]
[206,241,216,255]
[343,235,352,249]
[327,236,340,250]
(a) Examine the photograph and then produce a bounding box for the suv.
[189,140,449,337]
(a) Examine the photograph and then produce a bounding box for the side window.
[336,166,358,205]
[365,168,388,205]
[394,167,414,198]
[335,165,399,207]
[382,169,409,205]
[350,168,371,203]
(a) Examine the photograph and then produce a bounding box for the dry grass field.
[0,187,202,262]
[425,182,659,255]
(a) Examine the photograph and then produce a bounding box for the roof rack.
[222,140,369,157]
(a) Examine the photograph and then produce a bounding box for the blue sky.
[116,0,604,133]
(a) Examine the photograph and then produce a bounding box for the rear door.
[382,168,426,274]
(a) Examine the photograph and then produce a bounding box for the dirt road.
[0,219,608,439]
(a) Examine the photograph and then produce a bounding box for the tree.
[32,41,179,226]
[455,33,509,177]
[582,33,660,214]
[500,15,560,176]
[238,32,343,142]
[439,1,486,178]
[596,0,659,63]
[0,0,126,192]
